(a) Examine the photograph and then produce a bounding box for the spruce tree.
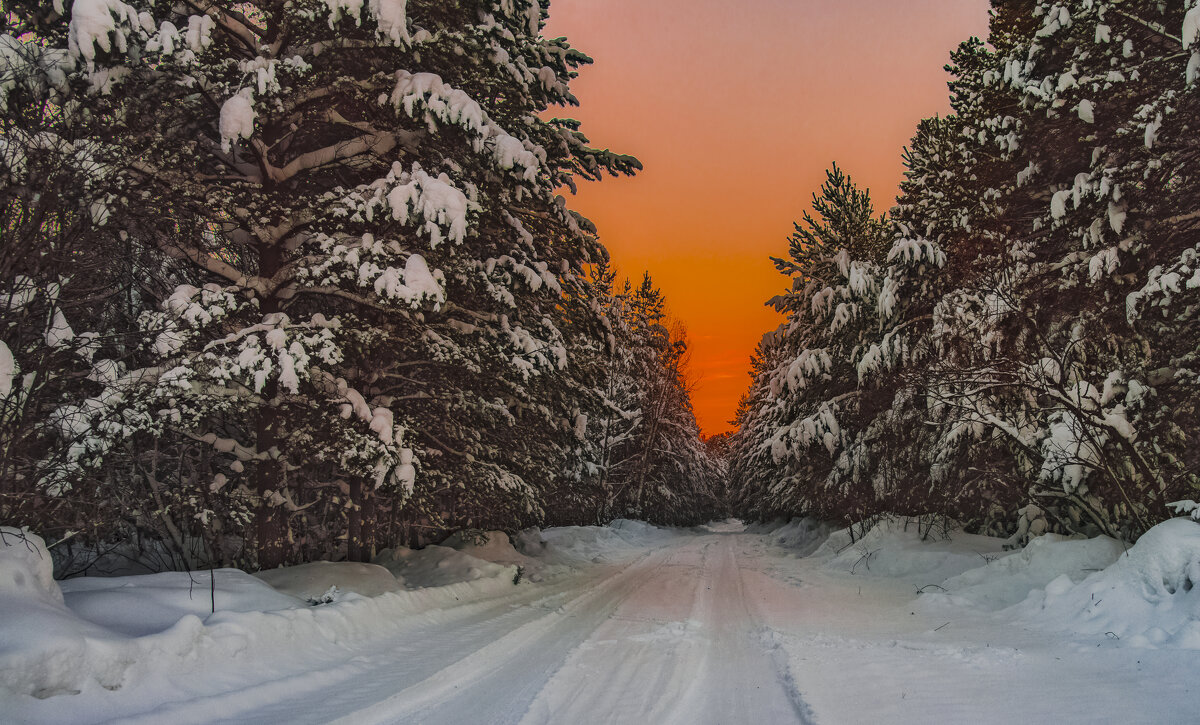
[13,0,638,566]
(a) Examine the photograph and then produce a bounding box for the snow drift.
[928,532,1126,611]
[813,517,1004,585]
[253,561,402,602]
[374,539,516,589]
[759,518,835,556]
[1022,517,1200,648]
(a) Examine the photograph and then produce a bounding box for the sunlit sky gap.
[544,0,991,435]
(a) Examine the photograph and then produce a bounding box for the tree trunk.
[362,487,377,561]
[254,405,288,569]
[254,244,288,570]
[347,477,365,562]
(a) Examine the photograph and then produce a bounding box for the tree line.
[731,0,1200,542]
[0,0,722,572]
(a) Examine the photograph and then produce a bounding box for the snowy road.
[121,533,812,725]
[7,523,1197,724]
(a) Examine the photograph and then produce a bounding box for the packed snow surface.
[253,561,402,602]
[2,518,1198,723]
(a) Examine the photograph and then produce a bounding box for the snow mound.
[698,518,747,533]
[512,527,551,557]
[815,517,1005,585]
[743,519,789,535]
[254,561,402,601]
[1024,518,1200,647]
[929,533,1126,611]
[374,543,514,589]
[519,525,625,564]
[1,564,521,702]
[61,569,305,637]
[1,527,62,605]
[608,518,675,545]
[1,521,679,705]
[769,518,835,556]
[534,520,672,565]
[443,529,558,582]
[0,528,176,699]
[0,527,104,698]
[443,530,530,565]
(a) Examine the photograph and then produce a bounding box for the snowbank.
[1,563,524,703]
[0,527,123,698]
[1023,518,1200,648]
[0,519,683,706]
[928,533,1126,611]
[0,527,530,702]
[698,518,747,533]
[742,519,788,534]
[254,561,402,602]
[609,518,677,545]
[814,517,1005,586]
[442,529,562,582]
[62,569,305,636]
[375,522,670,590]
[374,542,515,589]
[533,519,673,565]
[1,527,61,605]
[764,518,835,556]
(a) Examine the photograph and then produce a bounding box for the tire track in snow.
[520,535,811,725]
[731,538,819,725]
[676,535,813,724]
[519,542,712,725]
[110,534,815,725]
[321,545,679,724]
[107,552,659,725]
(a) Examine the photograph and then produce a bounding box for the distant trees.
[610,275,723,525]
[730,166,935,525]
[553,267,723,527]
[0,0,719,571]
[731,0,1200,541]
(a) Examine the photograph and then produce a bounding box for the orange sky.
[544,0,991,435]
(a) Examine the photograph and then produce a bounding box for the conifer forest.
[1,1,1199,723]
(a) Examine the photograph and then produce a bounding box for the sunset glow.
[545,0,991,434]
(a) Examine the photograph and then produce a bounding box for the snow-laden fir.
[2,0,1200,723]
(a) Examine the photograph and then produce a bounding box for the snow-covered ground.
[2,518,1198,723]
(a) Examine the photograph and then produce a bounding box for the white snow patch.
[1024,518,1200,648]
[385,164,469,247]
[45,309,74,348]
[1077,99,1094,124]
[68,0,139,69]
[927,534,1125,611]
[1144,115,1162,149]
[254,561,402,601]
[814,518,1005,586]
[60,569,305,637]
[1184,6,1200,49]
[0,340,15,397]
[1050,189,1072,220]
[219,88,256,153]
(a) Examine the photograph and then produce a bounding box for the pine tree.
[733,1,1200,539]
[0,20,191,553]
[915,0,1200,538]
[731,166,896,522]
[14,0,639,566]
